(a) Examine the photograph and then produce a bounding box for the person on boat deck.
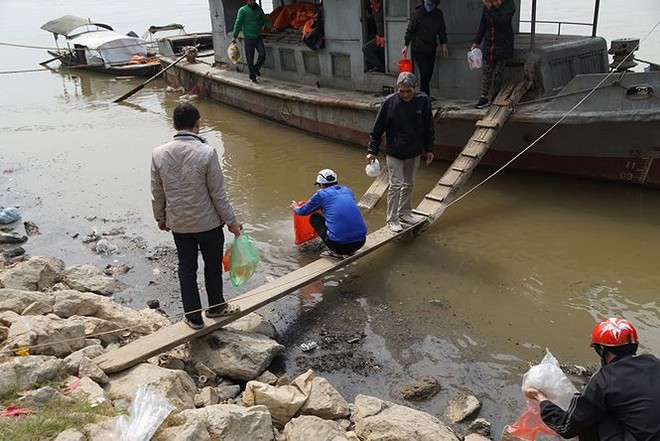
[290,169,367,259]
[366,72,434,233]
[402,0,449,99]
[151,103,242,330]
[471,0,515,109]
[525,318,660,441]
[232,0,275,84]
[362,0,386,73]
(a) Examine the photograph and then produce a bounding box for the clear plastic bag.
[227,42,240,64]
[229,234,259,286]
[0,206,21,224]
[467,48,482,70]
[113,385,175,441]
[365,158,381,177]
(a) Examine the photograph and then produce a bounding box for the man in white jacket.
[151,103,242,329]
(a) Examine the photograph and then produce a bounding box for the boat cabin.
[209,0,608,100]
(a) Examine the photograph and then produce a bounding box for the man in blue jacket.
[291,169,367,259]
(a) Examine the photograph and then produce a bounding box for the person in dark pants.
[232,0,275,83]
[290,169,367,259]
[151,103,242,329]
[471,0,515,108]
[525,318,660,440]
[362,0,385,72]
[402,0,449,98]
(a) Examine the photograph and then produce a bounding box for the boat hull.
[48,50,161,77]
[163,62,659,187]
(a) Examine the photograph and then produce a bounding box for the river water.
[1,0,659,434]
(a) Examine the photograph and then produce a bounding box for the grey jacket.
[151,131,237,234]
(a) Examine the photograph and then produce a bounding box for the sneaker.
[250,77,259,84]
[184,317,204,330]
[387,221,403,233]
[399,213,420,224]
[475,96,490,109]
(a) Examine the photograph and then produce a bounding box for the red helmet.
[591,318,638,347]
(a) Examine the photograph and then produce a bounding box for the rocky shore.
[0,253,510,440]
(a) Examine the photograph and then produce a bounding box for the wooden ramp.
[411,80,531,227]
[94,225,410,373]
[357,167,389,210]
[95,80,530,374]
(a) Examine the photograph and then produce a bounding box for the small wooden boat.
[41,15,161,77]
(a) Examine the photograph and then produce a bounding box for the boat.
[142,23,214,58]
[41,15,161,77]
[160,0,660,187]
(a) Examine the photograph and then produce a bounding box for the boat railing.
[524,0,601,49]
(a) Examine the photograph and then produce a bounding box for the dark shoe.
[250,77,259,84]
[475,96,490,109]
[255,69,261,77]
[205,303,240,318]
[184,317,204,330]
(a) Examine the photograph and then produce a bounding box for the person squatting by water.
[362,0,386,73]
[151,102,242,330]
[525,318,660,440]
[471,0,515,109]
[402,0,449,99]
[232,0,275,84]
[291,169,367,259]
[366,72,435,233]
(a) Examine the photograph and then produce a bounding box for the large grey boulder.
[224,312,278,339]
[284,415,359,441]
[7,314,85,357]
[16,385,73,407]
[106,363,197,411]
[191,329,284,381]
[0,355,62,399]
[353,394,460,441]
[446,393,482,423]
[53,428,86,441]
[63,264,126,295]
[0,256,65,291]
[159,420,210,441]
[298,375,350,419]
[63,344,106,374]
[67,376,107,407]
[0,288,53,314]
[178,404,274,441]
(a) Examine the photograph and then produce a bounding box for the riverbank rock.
[0,256,64,291]
[0,288,53,314]
[106,362,197,411]
[469,417,492,437]
[353,394,460,441]
[6,314,85,357]
[400,375,442,401]
[224,312,278,339]
[283,415,359,441]
[174,404,274,440]
[0,355,62,399]
[191,329,284,381]
[63,264,126,295]
[298,375,350,419]
[446,392,482,423]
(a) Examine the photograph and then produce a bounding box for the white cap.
[315,169,338,185]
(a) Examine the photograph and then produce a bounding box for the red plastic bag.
[507,400,556,440]
[293,201,321,245]
[223,243,232,272]
[0,405,30,417]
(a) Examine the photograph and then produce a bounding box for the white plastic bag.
[113,385,175,441]
[227,42,240,64]
[467,48,482,70]
[522,349,578,410]
[365,158,381,177]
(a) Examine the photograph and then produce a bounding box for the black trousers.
[310,213,365,255]
[412,49,436,96]
[172,226,225,322]
[243,37,266,80]
[362,38,385,71]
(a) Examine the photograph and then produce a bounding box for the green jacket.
[232,4,273,39]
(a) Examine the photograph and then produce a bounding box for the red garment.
[0,406,30,417]
[268,2,321,31]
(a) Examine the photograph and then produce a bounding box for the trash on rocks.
[104,263,131,276]
[0,405,30,417]
[0,230,27,244]
[113,386,175,441]
[91,239,118,254]
[23,220,40,236]
[82,228,100,243]
[300,341,318,352]
[0,207,21,224]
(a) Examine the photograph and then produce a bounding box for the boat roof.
[41,15,113,37]
[147,23,185,34]
[69,30,147,50]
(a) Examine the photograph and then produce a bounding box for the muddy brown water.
[2,0,660,435]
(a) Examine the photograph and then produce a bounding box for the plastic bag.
[365,158,381,177]
[229,234,259,286]
[293,200,321,245]
[223,242,232,272]
[467,47,482,70]
[508,349,579,440]
[227,42,240,64]
[113,385,175,441]
[0,206,21,224]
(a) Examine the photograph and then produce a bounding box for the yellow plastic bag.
[227,42,240,64]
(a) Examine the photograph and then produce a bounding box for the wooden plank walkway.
[95,80,530,374]
[357,167,389,210]
[94,225,409,373]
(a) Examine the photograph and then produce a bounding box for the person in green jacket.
[232,0,275,83]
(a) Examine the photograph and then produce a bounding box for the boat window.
[385,0,407,18]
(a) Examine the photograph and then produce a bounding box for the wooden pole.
[113,51,189,103]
